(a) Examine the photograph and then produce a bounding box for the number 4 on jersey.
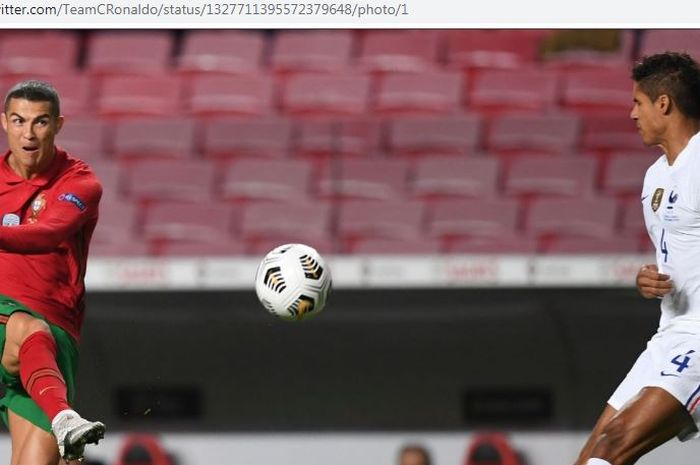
[672,350,695,373]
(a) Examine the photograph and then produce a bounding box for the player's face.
[630,82,665,146]
[1,98,63,178]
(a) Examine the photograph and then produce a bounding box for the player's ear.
[0,113,7,133]
[657,94,672,115]
[54,115,64,134]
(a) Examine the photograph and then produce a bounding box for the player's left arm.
[0,174,102,254]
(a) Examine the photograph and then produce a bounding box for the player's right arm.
[636,264,673,298]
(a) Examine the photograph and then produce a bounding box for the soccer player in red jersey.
[0,80,105,464]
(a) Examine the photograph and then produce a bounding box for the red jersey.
[0,147,102,341]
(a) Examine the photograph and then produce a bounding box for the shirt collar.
[1,147,65,186]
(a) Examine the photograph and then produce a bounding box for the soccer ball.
[254,243,332,321]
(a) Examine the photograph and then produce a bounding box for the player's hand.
[636,264,673,299]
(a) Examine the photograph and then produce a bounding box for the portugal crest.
[27,192,46,224]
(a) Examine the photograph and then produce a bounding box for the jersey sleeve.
[0,173,102,253]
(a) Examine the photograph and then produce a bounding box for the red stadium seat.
[201,118,292,159]
[142,201,236,243]
[241,199,332,244]
[270,30,354,74]
[85,31,173,76]
[388,114,482,156]
[505,156,597,197]
[359,30,443,73]
[97,75,183,118]
[156,240,247,257]
[249,237,336,256]
[294,118,383,158]
[581,113,648,154]
[188,74,276,117]
[0,32,79,76]
[88,161,123,200]
[126,160,216,202]
[89,240,151,257]
[91,198,138,246]
[428,198,520,241]
[317,158,409,200]
[640,30,700,60]
[374,71,464,115]
[337,200,426,248]
[282,74,371,117]
[221,159,313,201]
[487,113,581,156]
[542,30,635,70]
[348,237,441,254]
[601,152,654,197]
[448,236,537,254]
[561,68,632,114]
[413,156,500,198]
[446,30,542,71]
[56,118,108,163]
[111,118,196,160]
[469,68,560,114]
[620,197,647,242]
[177,30,265,75]
[544,236,639,254]
[526,197,618,239]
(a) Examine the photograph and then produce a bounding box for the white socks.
[586,459,612,465]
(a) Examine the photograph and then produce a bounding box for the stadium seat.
[358,30,443,73]
[337,200,426,248]
[413,156,500,198]
[448,236,538,254]
[561,68,632,114]
[601,152,653,198]
[387,114,482,156]
[581,113,647,154]
[317,158,410,200]
[220,158,313,201]
[541,30,635,70]
[543,235,639,254]
[270,30,354,74]
[348,237,442,254]
[111,118,196,160]
[142,201,237,243]
[428,198,520,241]
[487,113,581,156]
[620,197,647,241]
[505,156,597,197]
[188,74,276,117]
[468,68,560,114]
[282,74,372,117]
[445,30,542,71]
[248,237,336,256]
[639,30,700,60]
[177,30,265,75]
[56,118,108,162]
[85,31,173,76]
[125,159,216,202]
[156,240,247,257]
[0,32,79,76]
[293,118,383,158]
[526,197,618,239]
[201,118,292,159]
[88,161,123,200]
[97,75,183,118]
[90,197,148,257]
[5,73,95,117]
[240,201,333,252]
[374,71,464,115]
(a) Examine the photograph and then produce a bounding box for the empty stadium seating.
[0,29,664,256]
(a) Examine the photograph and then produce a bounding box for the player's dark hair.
[632,51,700,119]
[399,444,432,465]
[3,80,60,118]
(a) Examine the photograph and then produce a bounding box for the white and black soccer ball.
[254,243,332,321]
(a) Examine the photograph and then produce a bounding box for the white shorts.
[609,329,700,441]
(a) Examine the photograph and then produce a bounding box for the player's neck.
[7,151,55,180]
[661,119,700,165]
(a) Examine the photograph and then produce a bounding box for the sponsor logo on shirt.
[651,188,664,212]
[2,213,19,226]
[58,193,86,211]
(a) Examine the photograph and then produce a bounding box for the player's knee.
[6,312,51,346]
[592,416,640,465]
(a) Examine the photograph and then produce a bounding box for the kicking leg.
[588,386,694,465]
